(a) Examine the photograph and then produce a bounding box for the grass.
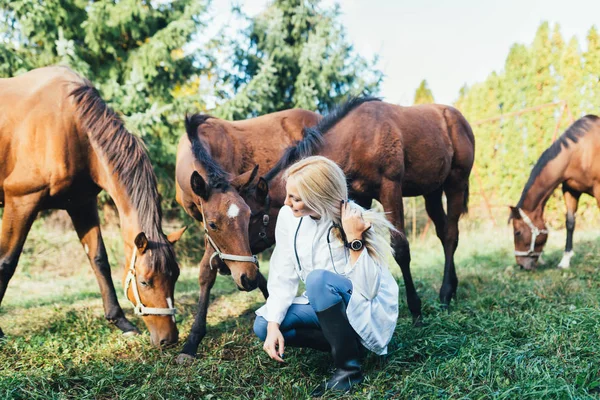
[1,214,600,399]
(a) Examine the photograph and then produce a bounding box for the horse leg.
[438,183,468,307]
[424,189,448,245]
[177,253,217,363]
[0,193,43,338]
[558,185,581,269]
[67,200,138,334]
[379,178,422,325]
[257,271,269,300]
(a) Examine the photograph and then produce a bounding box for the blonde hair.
[284,156,397,264]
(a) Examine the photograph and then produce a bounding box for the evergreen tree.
[583,26,600,114]
[413,80,434,104]
[217,0,382,119]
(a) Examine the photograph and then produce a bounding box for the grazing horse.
[0,66,185,347]
[510,115,600,270]
[174,109,321,361]
[246,97,475,323]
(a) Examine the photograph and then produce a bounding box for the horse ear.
[134,232,149,254]
[191,171,210,200]
[508,206,521,224]
[256,177,269,203]
[230,165,259,191]
[167,226,187,245]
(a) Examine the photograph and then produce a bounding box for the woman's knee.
[305,269,333,293]
[253,316,268,342]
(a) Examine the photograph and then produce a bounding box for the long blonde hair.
[284,156,397,264]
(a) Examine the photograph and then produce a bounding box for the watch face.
[350,240,363,251]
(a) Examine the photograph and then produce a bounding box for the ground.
[1,214,599,399]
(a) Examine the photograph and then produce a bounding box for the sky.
[206,0,600,106]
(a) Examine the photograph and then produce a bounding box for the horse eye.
[209,222,217,230]
[140,280,149,287]
[515,231,522,237]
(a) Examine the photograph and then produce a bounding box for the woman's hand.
[341,200,371,240]
[263,322,285,363]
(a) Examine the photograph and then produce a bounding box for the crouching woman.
[253,156,399,396]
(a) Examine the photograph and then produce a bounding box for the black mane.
[517,114,599,207]
[185,114,230,190]
[264,96,381,181]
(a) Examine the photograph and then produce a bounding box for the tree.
[216,0,382,119]
[413,80,434,105]
[0,0,217,200]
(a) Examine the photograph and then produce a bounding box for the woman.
[253,156,399,396]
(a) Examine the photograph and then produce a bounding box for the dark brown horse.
[0,66,185,346]
[246,98,475,323]
[510,115,600,270]
[175,109,321,361]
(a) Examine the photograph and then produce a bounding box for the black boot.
[311,301,364,397]
[286,328,331,352]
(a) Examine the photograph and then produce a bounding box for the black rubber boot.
[286,328,330,352]
[311,301,364,397]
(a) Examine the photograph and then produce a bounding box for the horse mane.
[263,96,382,181]
[70,84,175,275]
[517,114,599,208]
[185,114,230,190]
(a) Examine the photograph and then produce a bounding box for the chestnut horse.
[247,97,475,323]
[0,66,185,346]
[510,115,600,270]
[175,109,320,361]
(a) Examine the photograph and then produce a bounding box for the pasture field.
[1,214,599,399]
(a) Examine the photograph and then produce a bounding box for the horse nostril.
[160,339,169,347]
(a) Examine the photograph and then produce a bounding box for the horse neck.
[520,149,572,215]
[203,123,246,173]
[97,174,156,261]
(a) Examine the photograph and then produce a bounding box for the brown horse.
[0,66,185,346]
[246,97,475,323]
[174,109,320,361]
[510,115,600,270]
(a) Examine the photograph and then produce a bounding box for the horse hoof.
[412,316,424,327]
[176,353,195,365]
[0,327,4,339]
[122,330,139,338]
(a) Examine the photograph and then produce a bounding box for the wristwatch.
[345,238,364,251]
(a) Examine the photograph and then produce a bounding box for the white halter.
[199,199,258,270]
[514,208,548,257]
[124,247,177,317]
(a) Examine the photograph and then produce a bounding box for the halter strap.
[514,208,548,257]
[124,247,177,317]
[198,199,258,270]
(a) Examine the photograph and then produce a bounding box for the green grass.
[1,215,600,399]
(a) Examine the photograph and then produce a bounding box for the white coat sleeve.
[263,207,300,324]
[345,249,383,301]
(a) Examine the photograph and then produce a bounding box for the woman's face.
[284,178,320,219]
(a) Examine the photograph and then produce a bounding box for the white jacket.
[255,206,399,355]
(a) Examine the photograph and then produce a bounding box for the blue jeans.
[254,269,353,342]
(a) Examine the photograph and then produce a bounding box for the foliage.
[2,219,600,398]
[455,22,600,226]
[216,0,382,119]
[413,79,434,104]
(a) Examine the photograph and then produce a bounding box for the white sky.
[205,0,600,106]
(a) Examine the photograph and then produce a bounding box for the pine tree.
[217,0,382,119]
[583,26,600,114]
[413,80,434,104]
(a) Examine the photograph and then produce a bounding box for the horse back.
[200,109,321,176]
